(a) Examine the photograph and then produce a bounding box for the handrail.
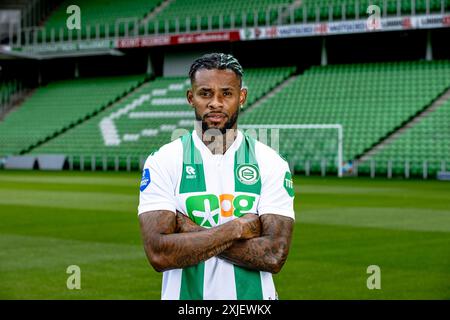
[7,0,448,48]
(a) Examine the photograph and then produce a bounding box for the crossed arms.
[139,210,294,274]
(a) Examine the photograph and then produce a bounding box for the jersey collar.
[192,128,243,159]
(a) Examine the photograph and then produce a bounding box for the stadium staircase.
[140,0,175,26]
[241,75,298,115]
[0,80,25,113]
[356,87,450,177]
[0,87,34,121]
[142,0,295,33]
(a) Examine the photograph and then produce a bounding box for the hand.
[176,210,261,240]
[236,214,261,240]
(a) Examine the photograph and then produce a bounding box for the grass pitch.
[0,170,449,299]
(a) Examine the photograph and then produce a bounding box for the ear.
[186,89,194,107]
[239,87,248,106]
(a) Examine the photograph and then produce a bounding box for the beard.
[195,107,240,135]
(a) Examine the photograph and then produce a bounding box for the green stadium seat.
[41,0,161,41]
[0,75,145,156]
[362,97,450,177]
[239,61,450,175]
[26,68,295,160]
[31,0,450,43]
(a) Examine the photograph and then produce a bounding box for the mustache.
[203,111,228,119]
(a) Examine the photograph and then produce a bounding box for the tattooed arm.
[220,214,294,274]
[177,212,294,274]
[138,210,260,272]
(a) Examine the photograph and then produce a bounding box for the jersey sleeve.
[138,150,177,215]
[257,156,295,220]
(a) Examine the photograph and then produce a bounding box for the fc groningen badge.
[236,164,260,185]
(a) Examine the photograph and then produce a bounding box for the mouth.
[205,113,227,124]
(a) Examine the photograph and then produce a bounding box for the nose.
[207,93,224,110]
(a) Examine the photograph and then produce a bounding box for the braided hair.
[189,53,244,86]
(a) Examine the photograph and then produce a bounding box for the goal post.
[239,124,344,177]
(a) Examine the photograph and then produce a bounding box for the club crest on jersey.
[236,164,260,185]
[140,168,151,191]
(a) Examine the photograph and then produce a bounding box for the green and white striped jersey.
[138,130,295,300]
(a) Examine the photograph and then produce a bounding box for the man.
[138,53,295,300]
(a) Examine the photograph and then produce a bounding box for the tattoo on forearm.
[219,214,294,273]
[176,211,203,233]
[140,210,294,273]
[139,210,238,272]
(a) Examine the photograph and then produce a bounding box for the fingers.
[238,213,261,240]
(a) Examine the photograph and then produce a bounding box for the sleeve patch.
[283,171,295,197]
[140,168,151,192]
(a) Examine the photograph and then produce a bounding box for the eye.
[224,91,232,96]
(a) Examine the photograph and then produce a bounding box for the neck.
[195,125,238,155]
